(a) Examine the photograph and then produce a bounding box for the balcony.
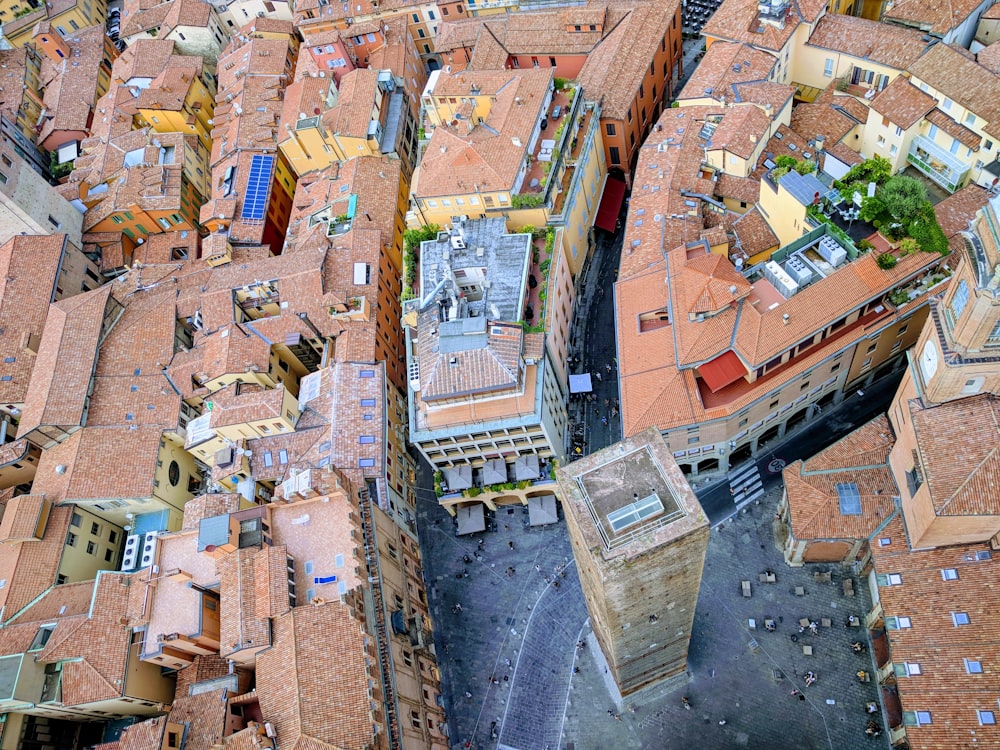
[329,295,369,322]
[907,135,969,193]
[517,86,582,210]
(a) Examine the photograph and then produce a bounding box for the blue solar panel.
[241,154,274,221]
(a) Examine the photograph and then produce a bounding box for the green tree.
[879,175,928,225]
[775,155,798,170]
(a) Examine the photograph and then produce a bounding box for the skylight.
[836,482,862,515]
[607,494,664,533]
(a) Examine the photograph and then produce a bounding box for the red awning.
[594,176,627,232]
[698,351,747,392]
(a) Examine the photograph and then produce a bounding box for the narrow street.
[567,224,626,456]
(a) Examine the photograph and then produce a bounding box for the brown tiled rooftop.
[0,494,49,543]
[416,68,553,197]
[38,26,115,146]
[805,15,932,71]
[708,104,772,159]
[910,393,1000,516]
[885,0,988,38]
[321,68,381,139]
[733,206,778,257]
[868,76,936,129]
[17,286,112,436]
[925,108,982,149]
[256,601,377,748]
[112,38,176,84]
[0,234,67,407]
[39,572,137,707]
[702,0,826,52]
[933,183,989,239]
[977,40,1000,74]
[783,414,898,540]
[679,42,777,101]
[909,43,1000,140]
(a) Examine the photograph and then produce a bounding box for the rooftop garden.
[520,226,555,334]
[400,223,440,303]
[834,156,949,256]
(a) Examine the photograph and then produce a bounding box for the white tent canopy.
[456,503,486,535]
[528,494,559,526]
[513,455,540,481]
[569,373,593,394]
[443,465,473,491]
[482,459,507,484]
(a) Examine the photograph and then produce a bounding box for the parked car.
[552,105,562,119]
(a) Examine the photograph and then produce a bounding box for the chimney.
[782,313,790,325]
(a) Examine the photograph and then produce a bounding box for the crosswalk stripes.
[728,462,764,507]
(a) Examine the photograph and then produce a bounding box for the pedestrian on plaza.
[604,398,610,407]
[595,371,602,381]
[573,666,580,674]
[605,363,612,373]
[601,417,608,426]
[535,564,542,572]
[505,658,512,668]
[508,541,515,550]
[464,691,473,698]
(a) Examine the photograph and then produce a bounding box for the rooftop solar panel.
[241,154,274,221]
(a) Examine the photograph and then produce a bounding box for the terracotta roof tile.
[256,601,377,748]
[708,104,772,159]
[321,68,381,139]
[416,68,553,197]
[0,494,50,543]
[805,15,932,71]
[0,234,66,407]
[884,0,987,38]
[868,523,1000,750]
[910,43,1000,140]
[0,48,37,128]
[679,42,778,101]
[161,0,214,34]
[617,102,945,436]
[0,504,72,617]
[715,173,760,204]
[925,107,982,149]
[38,26,116,146]
[575,1,681,119]
[112,39,177,84]
[167,688,228,748]
[934,184,989,238]
[6,580,95,624]
[40,573,137,707]
[911,394,1000,516]
[823,139,864,168]
[977,40,1000,73]
[733,206,778,256]
[869,76,937,129]
[784,415,898,540]
[17,286,113,436]
[702,0,826,52]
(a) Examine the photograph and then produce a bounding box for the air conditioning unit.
[140,532,158,568]
[121,534,141,570]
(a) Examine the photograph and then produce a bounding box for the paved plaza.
[416,476,889,750]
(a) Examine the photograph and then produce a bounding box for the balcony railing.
[907,135,969,193]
